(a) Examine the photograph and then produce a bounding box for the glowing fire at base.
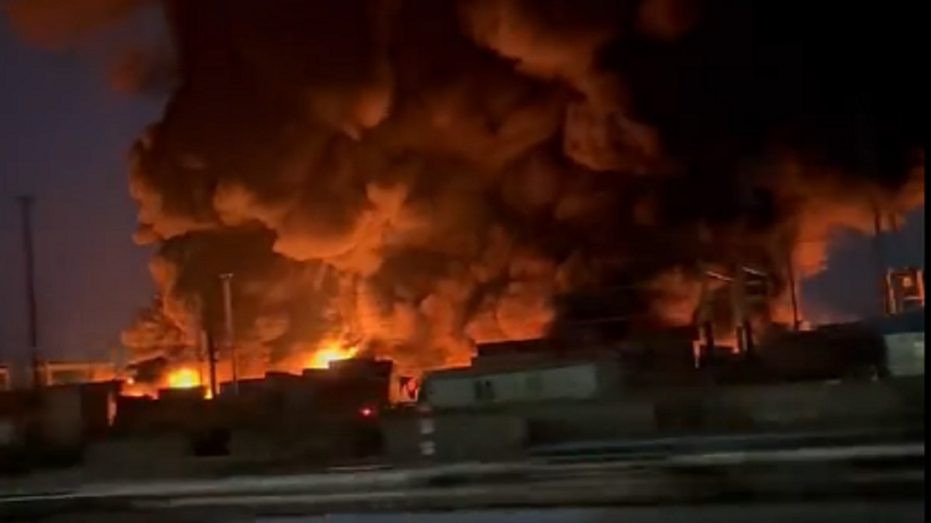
[306,345,358,370]
[167,368,200,389]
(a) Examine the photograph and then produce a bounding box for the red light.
[359,406,375,418]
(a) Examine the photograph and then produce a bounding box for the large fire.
[118,344,357,400]
[305,345,358,370]
[120,377,153,398]
[167,367,201,389]
[3,0,924,390]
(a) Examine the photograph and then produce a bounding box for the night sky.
[0,18,162,363]
[0,13,924,364]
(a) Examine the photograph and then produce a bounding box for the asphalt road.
[257,503,924,523]
[15,503,924,523]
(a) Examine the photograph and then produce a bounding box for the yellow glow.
[122,385,149,397]
[167,368,200,389]
[306,345,358,369]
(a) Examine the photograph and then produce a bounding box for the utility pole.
[18,195,42,389]
[871,205,891,316]
[204,329,218,399]
[219,273,238,396]
[695,262,716,368]
[730,261,753,355]
[856,94,891,317]
[188,299,207,394]
[783,238,801,331]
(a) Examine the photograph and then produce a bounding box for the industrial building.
[420,356,622,409]
[1,254,924,474]
[0,360,116,390]
[399,259,925,462]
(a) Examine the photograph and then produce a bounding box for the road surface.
[19,502,926,523]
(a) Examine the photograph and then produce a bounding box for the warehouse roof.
[426,353,618,381]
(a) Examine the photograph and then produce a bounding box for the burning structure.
[3,0,924,387]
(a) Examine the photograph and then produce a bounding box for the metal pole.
[730,263,751,354]
[196,333,205,392]
[695,263,715,367]
[872,205,891,316]
[204,329,218,399]
[784,242,801,331]
[219,273,238,395]
[188,299,206,392]
[18,195,42,388]
[857,96,891,318]
[888,213,900,234]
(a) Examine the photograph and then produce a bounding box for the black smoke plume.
[5,0,923,375]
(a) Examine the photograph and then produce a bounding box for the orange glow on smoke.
[120,376,155,398]
[167,367,200,389]
[306,345,358,369]
[121,383,152,398]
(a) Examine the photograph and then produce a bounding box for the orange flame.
[167,367,200,389]
[305,344,358,370]
[121,383,153,398]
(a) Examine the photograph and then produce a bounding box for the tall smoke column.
[3,0,923,375]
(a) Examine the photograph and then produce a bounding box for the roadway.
[259,503,924,523]
[2,436,923,522]
[18,502,927,523]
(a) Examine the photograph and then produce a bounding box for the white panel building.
[419,358,621,409]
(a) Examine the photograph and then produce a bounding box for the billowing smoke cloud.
[3,0,173,93]
[6,0,923,375]
[3,0,150,48]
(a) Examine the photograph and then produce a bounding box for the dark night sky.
[0,13,924,364]
[0,18,162,363]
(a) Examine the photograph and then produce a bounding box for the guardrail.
[529,427,925,463]
[664,442,924,466]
